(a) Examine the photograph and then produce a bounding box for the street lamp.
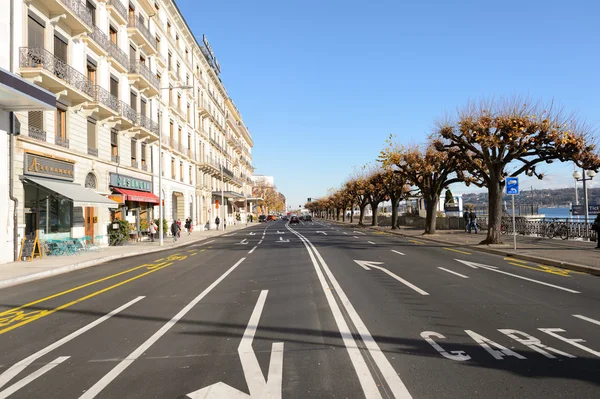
[573,169,596,240]
[157,85,193,246]
[220,163,225,230]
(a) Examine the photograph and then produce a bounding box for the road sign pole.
[512,195,517,251]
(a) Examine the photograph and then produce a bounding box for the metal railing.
[27,126,47,142]
[56,135,69,148]
[107,0,127,22]
[59,0,92,28]
[131,161,138,169]
[119,100,137,122]
[20,47,94,98]
[88,147,98,157]
[111,154,119,163]
[129,61,159,90]
[93,85,119,113]
[222,166,234,178]
[128,14,157,50]
[170,138,179,151]
[141,163,148,171]
[138,113,159,134]
[179,142,186,154]
[107,39,128,69]
[89,25,111,53]
[499,217,596,241]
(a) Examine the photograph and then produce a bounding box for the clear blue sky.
[177,0,600,208]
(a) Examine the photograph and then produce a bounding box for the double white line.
[286,225,412,399]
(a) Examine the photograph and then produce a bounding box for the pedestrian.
[592,214,600,249]
[224,219,227,230]
[149,220,157,242]
[185,217,191,235]
[215,216,220,230]
[468,210,478,234]
[176,219,182,238]
[463,210,470,232]
[170,220,180,242]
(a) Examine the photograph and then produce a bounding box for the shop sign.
[109,173,152,192]
[107,194,125,204]
[24,152,74,181]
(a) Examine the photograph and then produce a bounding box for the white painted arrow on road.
[354,260,429,296]
[316,231,327,235]
[248,232,256,236]
[454,259,580,294]
[237,239,249,245]
[276,237,290,243]
[187,291,283,399]
[276,231,285,234]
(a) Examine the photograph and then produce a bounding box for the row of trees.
[252,182,286,214]
[305,98,600,244]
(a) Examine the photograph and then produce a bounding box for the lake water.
[538,207,593,221]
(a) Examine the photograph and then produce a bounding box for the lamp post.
[157,85,193,246]
[220,163,225,230]
[573,169,596,240]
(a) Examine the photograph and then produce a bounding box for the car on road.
[258,215,267,223]
[267,215,278,221]
[305,215,312,222]
[290,216,300,224]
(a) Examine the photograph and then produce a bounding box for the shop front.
[22,152,118,241]
[109,173,158,239]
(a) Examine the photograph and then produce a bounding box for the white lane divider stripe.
[391,250,405,256]
[367,241,376,245]
[79,259,247,399]
[258,240,263,245]
[0,296,144,390]
[0,356,70,399]
[353,236,359,239]
[438,267,469,279]
[287,225,413,398]
[573,314,600,326]
[248,246,258,254]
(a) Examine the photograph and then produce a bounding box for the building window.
[171,158,175,179]
[86,0,96,25]
[54,35,68,63]
[87,117,97,155]
[178,126,182,144]
[86,61,96,85]
[28,110,43,134]
[177,94,181,110]
[56,107,67,140]
[169,120,174,141]
[176,62,180,77]
[155,35,160,51]
[130,91,137,111]
[141,142,147,169]
[189,165,192,183]
[109,26,117,44]
[110,76,119,97]
[131,139,137,167]
[111,128,119,162]
[167,21,171,35]
[85,173,97,189]
[180,162,183,182]
[186,74,189,86]
[187,105,191,122]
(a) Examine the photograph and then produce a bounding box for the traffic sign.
[506,177,519,195]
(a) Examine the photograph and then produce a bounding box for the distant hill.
[462,187,600,207]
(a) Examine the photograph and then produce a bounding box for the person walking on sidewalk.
[185,217,191,235]
[215,216,220,230]
[592,214,600,249]
[463,210,470,232]
[171,220,180,242]
[468,210,478,234]
[149,220,157,242]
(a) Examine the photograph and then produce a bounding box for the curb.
[0,225,251,290]
[325,220,600,276]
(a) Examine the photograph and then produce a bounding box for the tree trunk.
[390,196,400,230]
[350,205,354,224]
[336,208,341,221]
[359,205,366,225]
[342,208,346,222]
[481,177,504,244]
[371,202,381,226]
[424,194,439,234]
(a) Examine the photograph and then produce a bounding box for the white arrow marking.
[367,241,376,245]
[343,232,348,235]
[224,233,237,237]
[353,236,359,239]
[354,260,429,295]
[573,314,600,326]
[316,231,327,235]
[276,237,290,243]
[276,231,285,234]
[391,250,405,256]
[248,232,256,236]
[438,267,469,279]
[187,291,283,399]
[237,239,249,245]
[0,356,70,399]
[454,259,580,293]
[353,231,366,235]
[0,297,144,390]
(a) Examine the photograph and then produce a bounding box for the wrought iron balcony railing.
[27,126,47,142]
[138,113,159,134]
[88,147,98,157]
[141,163,148,171]
[20,47,94,98]
[131,161,139,169]
[128,14,157,50]
[59,0,92,28]
[111,154,120,163]
[107,0,127,22]
[119,100,137,122]
[93,85,119,113]
[129,61,160,90]
[56,135,69,148]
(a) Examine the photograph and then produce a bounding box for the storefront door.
[24,210,38,238]
[84,207,95,239]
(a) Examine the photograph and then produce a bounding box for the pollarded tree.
[347,176,371,225]
[380,142,463,235]
[365,168,389,227]
[434,98,600,244]
[379,166,411,230]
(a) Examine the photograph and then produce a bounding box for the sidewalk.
[323,218,600,275]
[0,223,253,290]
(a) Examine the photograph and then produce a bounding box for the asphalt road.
[0,219,599,398]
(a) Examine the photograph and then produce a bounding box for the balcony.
[88,147,98,157]
[131,161,139,169]
[111,100,137,130]
[198,158,220,175]
[128,61,159,97]
[127,14,157,55]
[56,135,69,148]
[82,25,129,72]
[19,47,94,105]
[198,99,210,117]
[45,0,92,35]
[111,154,120,163]
[141,163,148,172]
[136,113,159,138]
[85,85,120,120]
[106,0,128,25]
[26,127,47,143]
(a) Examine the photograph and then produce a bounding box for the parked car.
[258,215,267,223]
[290,216,300,225]
[267,215,277,221]
[305,215,312,222]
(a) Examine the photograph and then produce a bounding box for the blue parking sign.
[506,177,519,195]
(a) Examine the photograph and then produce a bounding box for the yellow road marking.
[409,240,424,245]
[190,252,197,256]
[200,249,206,252]
[0,262,174,335]
[508,262,572,277]
[504,257,528,264]
[443,247,471,255]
